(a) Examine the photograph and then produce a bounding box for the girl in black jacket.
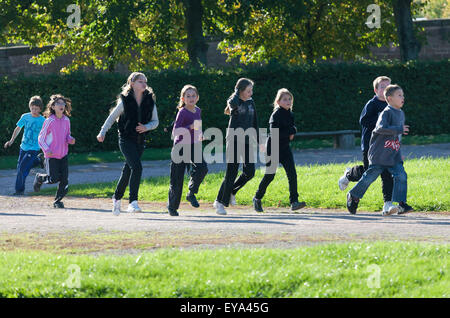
[253,88,306,212]
[214,78,259,215]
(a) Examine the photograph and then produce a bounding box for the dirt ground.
[1,195,449,253]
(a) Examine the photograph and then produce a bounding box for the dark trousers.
[114,138,145,203]
[255,146,298,204]
[168,143,208,210]
[38,155,69,203]
[216,142,255,207]
[346,150,393,202]
[15,149,41,193]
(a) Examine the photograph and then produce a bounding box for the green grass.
[38,157,450,212]
[0,242,448,297]
[1,134,449,170]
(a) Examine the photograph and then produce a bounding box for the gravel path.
[0,143,448,249]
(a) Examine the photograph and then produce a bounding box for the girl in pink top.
[34,95,76,209]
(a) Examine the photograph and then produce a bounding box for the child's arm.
[38,119,52,154]
[4,126,22,148]
[66,120,75,145]
[359,102,378,128]
[97,101,124,142]
[137,105,159,133]
[373,111,403,135]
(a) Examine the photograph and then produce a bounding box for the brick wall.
[1,19,449,76]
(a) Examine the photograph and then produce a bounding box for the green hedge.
[1,61,449,156]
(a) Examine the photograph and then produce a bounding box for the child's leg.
[15,149,28,193]
[231,143,255,195]
[187,144,208,196]
[349,165,384,199]
[116,140,143,202]
[168,160,186,210]
[54,156,69,203]
[280,148,298,204]
[216,162,240,206]
[380,169,394,202]
[388,162,407,203]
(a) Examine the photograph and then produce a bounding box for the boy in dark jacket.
[346,84,414,215]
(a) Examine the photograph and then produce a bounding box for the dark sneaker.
[37,153,45,169]
[13,191,24,196]
[168,208,179,216]
[291,201,306,211]
[186,193,200,208]
[398,202,414,214]
[53,201,65,209]
[346,193,359,214]
[33,174,43,192]
[253,197,263,212]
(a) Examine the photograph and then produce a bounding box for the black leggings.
[255,147,298,204]
[114,138,145,203]
[346,150,393,202]
[168,143,208,210]
[216,142,255,207]
[38,155,69,203]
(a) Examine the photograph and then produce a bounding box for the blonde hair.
[117,72,155,101]
[224,78,254,115]
[273,88,294,111]
[29,96,44,109]
[373,76,391,90]
[177,85,199,110]
[44,94,72,118]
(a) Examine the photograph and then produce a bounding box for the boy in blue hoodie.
[346,84,414,215]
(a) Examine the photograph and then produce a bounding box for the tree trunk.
[183,0,208,68]
[393,0,421,62]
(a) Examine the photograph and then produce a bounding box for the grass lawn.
[1,134,449,170]
[37,157,450,212]
[0,242,447,297]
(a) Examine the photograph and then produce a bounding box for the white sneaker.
[386,204,400,216]
[213,200,227,215]
[338,168,351,191]
[230,194,237,206]
[382,201,397,216]
[112,198,121,216]
[127,200,142,213]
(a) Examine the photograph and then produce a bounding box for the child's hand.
[97,134,105,142]
[136,123,147,134]
[47,152,53,156]
[69,138,76,145]
[403,125,410,135]
[289,134,294,141]
[4,140,12,148]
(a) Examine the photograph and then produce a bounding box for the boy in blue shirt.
[4,96,45,195]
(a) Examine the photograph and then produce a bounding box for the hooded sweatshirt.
[38,114,75,159]
[368,105,405,167]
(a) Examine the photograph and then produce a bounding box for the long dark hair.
[224,78,254,115]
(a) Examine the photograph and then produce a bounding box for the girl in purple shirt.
[168,85,208,216]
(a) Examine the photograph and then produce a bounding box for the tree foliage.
[0,0,429,72]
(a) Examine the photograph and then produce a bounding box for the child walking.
[168,85,208,216]
[346,84,414,215]
[97,72,159,215]
[214,78,259,215]
[4,96,45,195]
[338,76,394,213]
[253,88,306,212]
[33,95,75,208]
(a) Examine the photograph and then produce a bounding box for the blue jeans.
[349,162,407,203]
[15,149,41,193]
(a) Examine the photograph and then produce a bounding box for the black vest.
[118,90,154,143]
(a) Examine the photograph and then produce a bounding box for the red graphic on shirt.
[384,140,400,151]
